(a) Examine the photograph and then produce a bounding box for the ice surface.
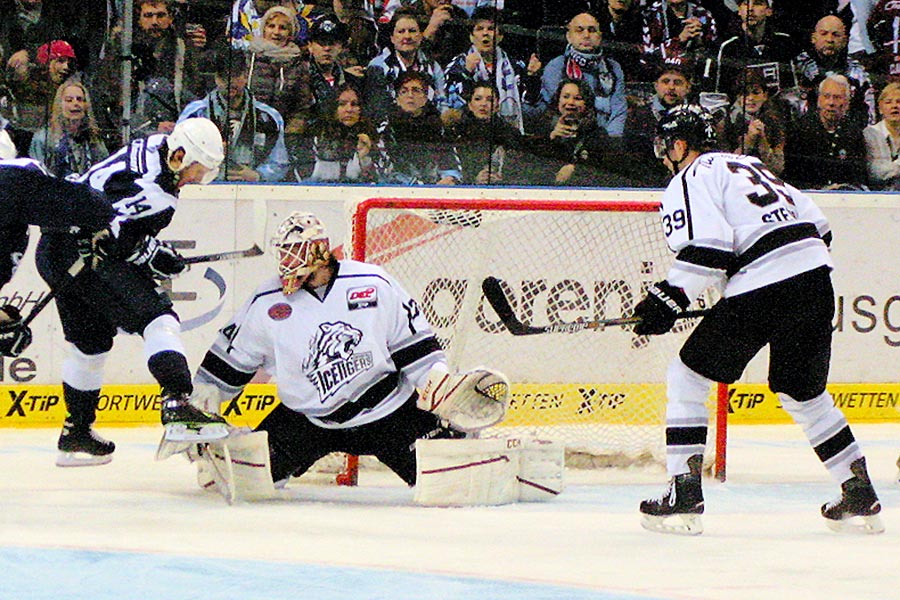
[2,424,899,600]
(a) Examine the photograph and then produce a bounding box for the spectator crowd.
[2,0,899,190]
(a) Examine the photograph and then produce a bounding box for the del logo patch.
[268,303,292,320]
[347,286,377,310]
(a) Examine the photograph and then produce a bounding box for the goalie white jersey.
[660,152,833,302]
[196,259,446,429]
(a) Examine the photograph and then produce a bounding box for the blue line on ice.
[1,546,670,600]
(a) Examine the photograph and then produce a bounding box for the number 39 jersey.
[196,259,447,429]
[660,152,833,302]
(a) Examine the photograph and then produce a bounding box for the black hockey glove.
[127,236,187,280]
[0,305,32,357]
[633,281,690,336]
[76,227,116,270]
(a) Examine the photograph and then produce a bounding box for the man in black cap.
[305,14,363,118]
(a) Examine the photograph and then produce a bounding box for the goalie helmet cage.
[328,197,727,486]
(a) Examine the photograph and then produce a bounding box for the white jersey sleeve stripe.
[197,348,257,394]
[675,244,733,271]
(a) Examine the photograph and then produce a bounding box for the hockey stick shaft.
[482,276,710,336]
[22,257,87,328]
[182,198,268,265]
[182,245,262,264]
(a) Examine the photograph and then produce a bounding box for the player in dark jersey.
[35,118,231,467]
[633,104,883,535]
[0,130,119,358]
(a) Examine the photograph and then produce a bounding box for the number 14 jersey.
[659,152,833,303]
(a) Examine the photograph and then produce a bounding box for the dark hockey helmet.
[654,104,717,157]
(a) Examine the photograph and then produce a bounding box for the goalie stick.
[482,276,711,335]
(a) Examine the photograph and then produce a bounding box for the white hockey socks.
[779,392,863,484]
[665,357,713,476]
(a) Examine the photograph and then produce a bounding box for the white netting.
[346,198,722,471]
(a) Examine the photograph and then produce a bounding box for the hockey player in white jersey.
[186,212,509,496]
[633,104,883,535]
[36,118,230,467]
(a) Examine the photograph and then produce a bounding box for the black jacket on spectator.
[445,108,524,185]
[378,103,461,184]
[784,110,868,190]
[528,109,637,186]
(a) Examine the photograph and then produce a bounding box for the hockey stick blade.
[482,276,710,336]
[183,244,263,265]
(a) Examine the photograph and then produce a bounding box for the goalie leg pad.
[197,430,276,503]
[418,365,510,432]
[514,439,565,502]
[414,439,520,506]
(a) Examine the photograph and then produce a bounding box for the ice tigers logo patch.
[303,322,373,402]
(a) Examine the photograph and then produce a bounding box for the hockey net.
[315,197,727,484]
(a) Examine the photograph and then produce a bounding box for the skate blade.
[641,513,704,536]
[824,514,885,535]
[56,451,113,468]
[164,422,229,442]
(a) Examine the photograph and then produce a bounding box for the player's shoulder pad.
[336,259,396,287]
[249,275,284,304]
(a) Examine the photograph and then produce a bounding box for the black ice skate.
[56,421,116,467]
[821,457,884,534]
[640,454,705,535]
[160,392,229,442]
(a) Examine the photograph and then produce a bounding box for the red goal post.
[346,197,728,480]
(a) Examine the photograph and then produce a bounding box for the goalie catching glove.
[0,305,31,357]
[633,281,690,336]
[418,365,510,432]
[127,235,187,280]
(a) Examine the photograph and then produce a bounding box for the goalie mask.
[272,212,331,295]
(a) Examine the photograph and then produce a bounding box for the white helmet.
[167,118,224,184]
[271,212,331,295]
[0,128,16,160]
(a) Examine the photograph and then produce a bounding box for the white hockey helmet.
[0,128,16,160]
[167,118,224,184]
[271,212,331,295]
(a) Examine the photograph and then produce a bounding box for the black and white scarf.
[564,45,615,98]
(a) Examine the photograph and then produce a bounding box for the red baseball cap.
[37,40,76,65]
